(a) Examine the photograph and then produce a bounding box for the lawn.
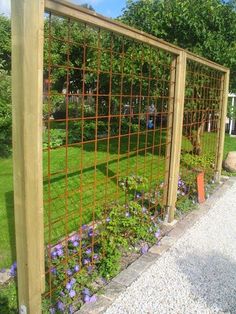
[0,131,167,269]
[0,133,235,269]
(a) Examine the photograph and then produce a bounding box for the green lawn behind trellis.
[0,133,235,269]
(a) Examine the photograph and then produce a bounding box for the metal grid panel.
[178,59,224,204]
[43,13,176,308]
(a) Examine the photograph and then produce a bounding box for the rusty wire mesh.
[177,60,224,206]
[42,12,176,309]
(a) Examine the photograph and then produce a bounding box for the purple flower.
[70,277,76,285]
[84,295,97,303]
[86,248,92,255]
[9,262,17,277]
[51,250,58,259]
[82,288,91,296]
[67,269,73,276]
[49,308,56,314]
[69,305,74,314]
[82,224,88,230]
[136,193,141,199]
[141,244,149,254]
[66,282,72,291]
[69,289,76,298]
[70,234,80,242]
[57,301,65,312]
[93,254,99,260]
[83,258,90,265]
[0,268,6,273]
[125,212,130,217]
[57,249,64,257]
[50,267,57,275]
[84,295,90,303]
[88,227,95,237]
[155,230,161,239]
[106,217,111,223]
[87,265,93,273]
[72,241,79,247]
[55,244,63,250]
[74,265,80,272]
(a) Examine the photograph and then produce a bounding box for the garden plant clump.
[42,175,162,313]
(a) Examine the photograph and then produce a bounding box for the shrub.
[0,66,11,157]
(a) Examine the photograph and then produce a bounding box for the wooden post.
[163,58,176,206]
[11,0,45,313]
[167,51,187,223]
[215,70,230,182]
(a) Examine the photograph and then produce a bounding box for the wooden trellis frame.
[11,0,229,312]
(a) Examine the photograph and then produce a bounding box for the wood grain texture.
[11,0,45,312]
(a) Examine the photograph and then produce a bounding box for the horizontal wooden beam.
[186,52,228,73]
[45,0,181,55]
[45,0,229,73]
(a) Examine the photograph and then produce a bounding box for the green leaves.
[0,65,11,157]
[121,0,236,91]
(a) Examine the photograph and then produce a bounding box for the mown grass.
[0,131,166,268]
[0,132,235,313]
[1,133,235,269]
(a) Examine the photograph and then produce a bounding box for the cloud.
[0,0,10,15]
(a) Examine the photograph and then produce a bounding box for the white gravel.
[105,180,236,314]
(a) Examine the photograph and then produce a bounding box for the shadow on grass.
[4,191,16,266]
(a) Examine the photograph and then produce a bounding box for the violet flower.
[70,277,76,285]
[74,265,80,272]
[86,248,92,255]
[50,267,57,275]
[57,248,64,257]
[72,241,79,247]
[67,269,73,276]
[82,288,91,296]
[66,282,72,291]
[140,244,149,254]
[83,258,90,265]
[9,262,17,277]
[155,230,161,239]
[93,254,99,260]
[84,295,97,303]
[57,301,65,312]
[69,290,76,298]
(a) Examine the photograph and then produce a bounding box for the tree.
[0,15,11,72]
[121,0,236,91]
[0,63,11,157]
[121,0,236,155]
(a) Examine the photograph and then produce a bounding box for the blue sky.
[0,0,127,18]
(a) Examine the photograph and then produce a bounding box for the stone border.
[76,177,236,314]
[0,269,11,285]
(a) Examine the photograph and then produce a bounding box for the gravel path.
[105,180,236,314]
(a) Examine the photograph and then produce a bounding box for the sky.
[0,0,127,18]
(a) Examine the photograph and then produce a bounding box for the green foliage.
[119,174,148,194]
[97,198,159,279]
[43,129,66,149]
[181,153,215,172]
[0,65,12,157]
[121,0,236,91]
[0,15,11,72]
[176,196,197,214]
[0,281,18,313]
